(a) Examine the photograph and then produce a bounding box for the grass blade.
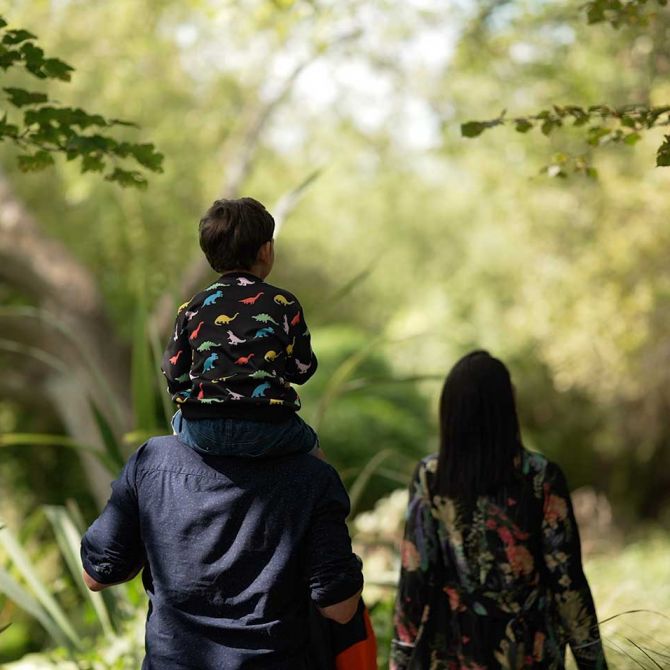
[0,520,82,649]
[89,401,125,471]
[0,433,117,473]
[0,568,69,649]
[44,506,115,637]
[348,449,398,518]
[132,297,158,431]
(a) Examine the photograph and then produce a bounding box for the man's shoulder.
[131,436,339,485]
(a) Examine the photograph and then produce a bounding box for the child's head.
[199,197,275,276]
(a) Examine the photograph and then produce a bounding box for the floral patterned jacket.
[391,450,607,670]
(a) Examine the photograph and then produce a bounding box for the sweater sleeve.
[391,461,441,670]
[283,298,317,384]
[161,308,192,397]
[541,463,608,670]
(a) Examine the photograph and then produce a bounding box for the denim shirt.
[81,436,363,670]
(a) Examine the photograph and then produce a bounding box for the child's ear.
[258,240,274,264]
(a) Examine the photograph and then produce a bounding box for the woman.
[391,351,607,670]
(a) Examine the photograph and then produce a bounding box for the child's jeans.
[171,410,319,457]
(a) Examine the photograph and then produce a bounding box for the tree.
[0,15,163,187]
[461,0,670,175]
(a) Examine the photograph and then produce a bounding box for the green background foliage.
[1,0,669,665]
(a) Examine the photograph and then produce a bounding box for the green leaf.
[17,150,55,172]
[514,119,533,133]
[81,153,105,173]
[129,142,164,172]
[623,132,641,145]
[42,57,73,81]
[105,168,148,189]
[2,29,37,45]
[656,137,670,167]
[3,86,48,107]
[461,121,487,138]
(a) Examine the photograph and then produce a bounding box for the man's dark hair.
[199,197,275,272]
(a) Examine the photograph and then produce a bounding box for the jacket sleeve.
[81,447,145,585]
[161,308,192,397]
[541,463,608,670]
[390,462,440,670]
[283,298,318,385]
[305,467,363,608]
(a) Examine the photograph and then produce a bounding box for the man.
[81,435,363,669]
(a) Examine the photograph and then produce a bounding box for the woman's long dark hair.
[435,350,522,499]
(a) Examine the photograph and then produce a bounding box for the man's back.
[81,436,363,669]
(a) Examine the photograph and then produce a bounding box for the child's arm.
[283,299,318,384]
[161,310,192,395]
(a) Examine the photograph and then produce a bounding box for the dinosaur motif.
[215,313,239,326]
[227,330,246,345]
[290,311,301,327]
[190,321,205,340]
[237,277,255,286]
[264,350,281,362]
[295,358,312,374]
[250,370,272,380]
[282,314,289,334]
[234,353,255,365]
[251,382,271,398]
[203,290,224,306]
[203,353,219,372]
[185,310,199,321]
[225,388,244,401]
[254,327,274,339]
[175,372,190,383]
[175,390,191,404]
[200,397,226,404]
[197,383,205,400]
[274,294,295,306]
[212,374,236,383]
[169,350,184,365]
[173,322,181,341]
[252,313,279,326]
[269,398,285,406]
[197,340,221,352]
[239,291,264,305]
[206,282,230,290]
[178,301,189,314]
[286,337,296,356]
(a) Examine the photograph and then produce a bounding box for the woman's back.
[392,450,607,670]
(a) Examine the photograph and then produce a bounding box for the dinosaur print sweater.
[161,271,317,421]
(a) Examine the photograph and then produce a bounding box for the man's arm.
[318,587,363,624]
[81,447,145,591]
[82,561,143,592]
[305,466,363,625]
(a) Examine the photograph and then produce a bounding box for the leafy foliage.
[462,104,670,176]
[461,3,670,176]
[584,0,668,27]
[0,14,162,188]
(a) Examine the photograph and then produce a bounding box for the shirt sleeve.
[283,298,318,385]
[80,447,145,585]
[391,461,440,670]
[541,463,608,670]
[305,467,363,608]
[161,308,192,397]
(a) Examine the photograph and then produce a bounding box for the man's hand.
[82,562,143,592]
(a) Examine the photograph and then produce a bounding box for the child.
[161,197,320,457]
